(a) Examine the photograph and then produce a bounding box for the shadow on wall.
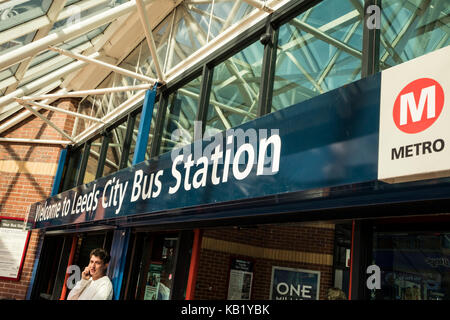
[0,110,60,212]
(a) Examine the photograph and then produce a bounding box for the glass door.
[124,232,179,300]
[141,236,178,300]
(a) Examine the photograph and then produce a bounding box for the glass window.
[20,57,75,87]
[380,0,450,70]
[74,74,116,137]
[73,97,99,137]
[62,145,84,191]
[64,0,81,7]
[166,6,206,70]
[138,12,172,75]
[159,76,201,155]
[0,31,36,55]
[184,1,213,43]
[206,40,263,133]
[194,222,338,300]
[0,0,52,32]
[272,0,363,112]
[51,0,128,33]
[165,1,254,71]
[122,233,180,300]
[103,124,126,177]
[127,112,141,167]
[29,32,103,70]
[143,236,178,300]
[373,230,450,300]
[83,137,103,184]
[209,0,255,41]
[0,63,19,82]
[114,43,148,108]
[29,235,66,300]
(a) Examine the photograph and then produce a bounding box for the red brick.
[0,99,77,300]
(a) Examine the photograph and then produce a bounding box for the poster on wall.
[0,218,30,280]
[227,259,254,300]
[144,263,162,300]
[270,266,320,300]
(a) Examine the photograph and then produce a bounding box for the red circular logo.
[392,78,444,134]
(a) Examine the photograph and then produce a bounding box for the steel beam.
[0,137,71,145]
[0,1,142,70]
[290,18,363,59]
[0,52,99,107]
[16,99,104,124]
[49,47,157,83]
[19,103,76,143]
[242,0,274,13]
[136,0,165,81]
[22,84,155,100]
[73,90,147,145]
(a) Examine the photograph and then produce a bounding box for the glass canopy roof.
[0,0,52,32]
[0,0,448,147]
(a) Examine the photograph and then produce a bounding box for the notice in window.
[227,259,254,300]
[0,219,30,280]
[144,263,162,300]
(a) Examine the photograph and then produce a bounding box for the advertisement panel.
[270,266,320,300]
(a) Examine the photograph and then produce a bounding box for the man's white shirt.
[67,276,113,300]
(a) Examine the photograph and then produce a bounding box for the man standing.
[67,248,113,300]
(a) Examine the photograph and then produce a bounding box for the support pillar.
[132,88,157,164]
[108,229,130,300]
[185,229,203,300]
[349,220,373,300]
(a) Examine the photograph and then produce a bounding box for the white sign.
[378,46,450,183]
[0,219,30,280]
[227,269,253,300]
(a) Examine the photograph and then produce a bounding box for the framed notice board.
[270,266,320,300]
[0,217,31,281]
[227,258,254,300]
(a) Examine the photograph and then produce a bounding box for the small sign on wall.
[270,266,320,300]
[227,258,254,300]
[0,217,31,281]
[378,46,450,183]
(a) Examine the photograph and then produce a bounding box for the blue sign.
[270,266,320,300]
[28,74,381,229]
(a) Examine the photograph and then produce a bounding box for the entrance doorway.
[122,230,193,300]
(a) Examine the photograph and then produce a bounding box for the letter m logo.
[393,78,444,134]
[400,85,435,125]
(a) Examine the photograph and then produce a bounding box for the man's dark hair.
[90,248,110,264]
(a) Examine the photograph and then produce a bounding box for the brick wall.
[195,223,335,300]
[0,99,77,300]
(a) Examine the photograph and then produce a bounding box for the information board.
[0,218,30,281]
[270,266,320,300]
[227,259,254,300]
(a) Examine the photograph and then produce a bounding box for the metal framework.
[0,0,448,162]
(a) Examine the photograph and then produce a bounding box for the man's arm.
[67,279,89,300]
